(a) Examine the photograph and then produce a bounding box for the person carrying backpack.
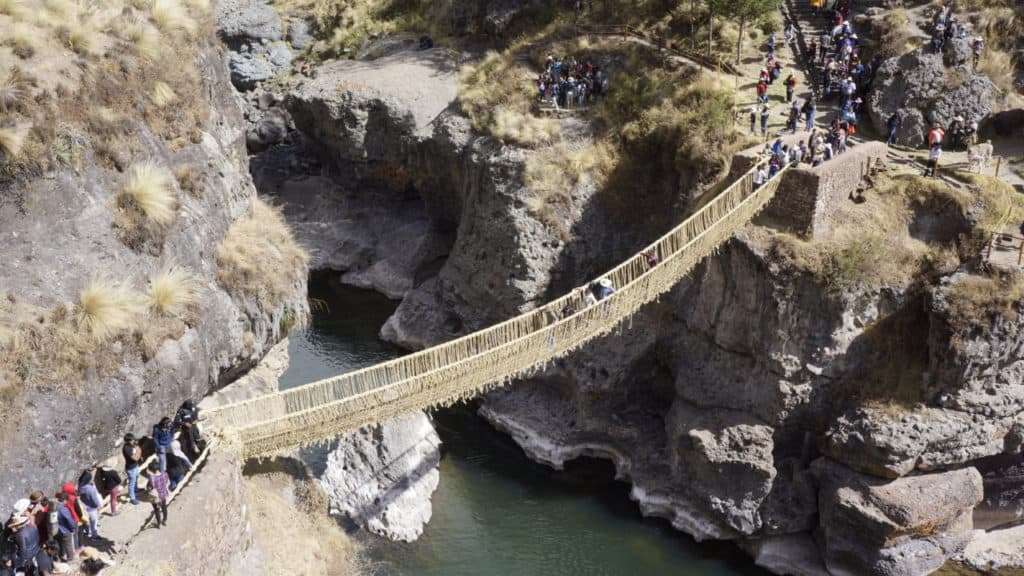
[145,462,171,529]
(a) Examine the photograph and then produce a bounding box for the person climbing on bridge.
[754,164,768,189]
[592,277,615,301]
[784,72,798,103]
[144,462,170,529]
[642,250,659,269]
[152,417,175,472]
[578,286,597,309]
[122,434,142,506]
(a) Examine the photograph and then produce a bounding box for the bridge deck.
[206,162,788,458]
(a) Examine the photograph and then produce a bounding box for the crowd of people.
[536,54,609,110]
[1,401,203,576]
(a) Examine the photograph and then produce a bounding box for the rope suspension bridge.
[205,162,789,458]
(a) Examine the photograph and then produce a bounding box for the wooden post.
[995,156,1002,178]
[986,234,995,261]
[1018,239,1023,267]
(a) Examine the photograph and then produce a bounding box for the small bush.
[174,164,204,197]
[147,265,199,317]
[876,9,915,59]
[119,161,179,228]
[216,199,309,307]
[0,124,30,159]
[76,278,145,340]
[62,13,100,55]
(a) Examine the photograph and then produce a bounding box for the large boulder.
[229,52,275,91]
[319,411,441,542]
[667,403,777,534]
[813,459,983,576]
[868,48,996,147]
[216,0,283,46]
[823,405,1011,478]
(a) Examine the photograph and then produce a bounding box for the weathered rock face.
[813,460,983,576]
[0,43,307,503]
[867,48,996,147]
[319,412,441,542]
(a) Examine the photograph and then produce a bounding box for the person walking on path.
[886,111,902,145]
[145,462,170,529]
[152,417,174,472]
[749,105,758,134]
[756,81,768,105]
[7,515,52,576]
[927,123,945,150]
[77,470,102,541]
[785,73,798,103]
[802,97,817,132]
[926,145,942,178]
[123,434,142,505]
[760,105,771,137]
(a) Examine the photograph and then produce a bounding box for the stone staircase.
[781,0,832,97]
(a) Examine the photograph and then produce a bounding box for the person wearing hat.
[122,433,142,505]
[593,277,616,301]
[7,514,52,575]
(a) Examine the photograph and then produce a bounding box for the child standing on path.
[145,462,171,528]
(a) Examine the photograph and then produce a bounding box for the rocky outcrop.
[868,48,996,147]
[319,412,442,542]
[0,41,306,503]
[814,460,983,576]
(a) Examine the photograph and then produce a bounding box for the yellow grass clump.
[944,272,1023,329]
[150,81,176,107]
[0,123,30,159]
[0,68,25,113]
[216,199,309,307]
[76,278,145,340]
[126,18,162,60]
[120,161,179,227]
[147,265,200,317]
[150,0,196,35]
[7,22,42,58]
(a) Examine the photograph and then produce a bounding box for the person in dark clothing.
[53,494,76,562]
[96,467,123,516]
[152,417,175,472]
[886,111,902,145]
[8,515,52,575]
[165,453,188,492]
[174,400,203,461]
[123,433,143,505]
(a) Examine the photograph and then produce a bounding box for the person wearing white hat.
[7,513,52,575]
[594,277,616,301]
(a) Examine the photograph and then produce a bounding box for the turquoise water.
[281,273,766,576]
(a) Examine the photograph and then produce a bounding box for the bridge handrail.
[230,163,789,456]
[207,160,787,442]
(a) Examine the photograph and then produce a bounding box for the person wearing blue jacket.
[152,417,175,472]
[7,515,52,575]
[78,470,103,540]
[54,492,77,561]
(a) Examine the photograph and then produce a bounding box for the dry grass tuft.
[0,0,25,17]
[126,18,162,60]
[0,123,30,159]
[150,81,176,107]
[146,265,200,317]
[876,9,916,59]
[0,67,25,113]
[119,161,179,228]
[217,200,309,307]
[174,164,204,197]
[76,278,145,341]
[150,0,196,35]
[7,22,42,58]
[61,12,100,55]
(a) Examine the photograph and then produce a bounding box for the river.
[279,273,767,576]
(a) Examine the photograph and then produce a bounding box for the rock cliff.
[0,37,307,502]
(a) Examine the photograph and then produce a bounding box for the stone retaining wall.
[756,141,888,239]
